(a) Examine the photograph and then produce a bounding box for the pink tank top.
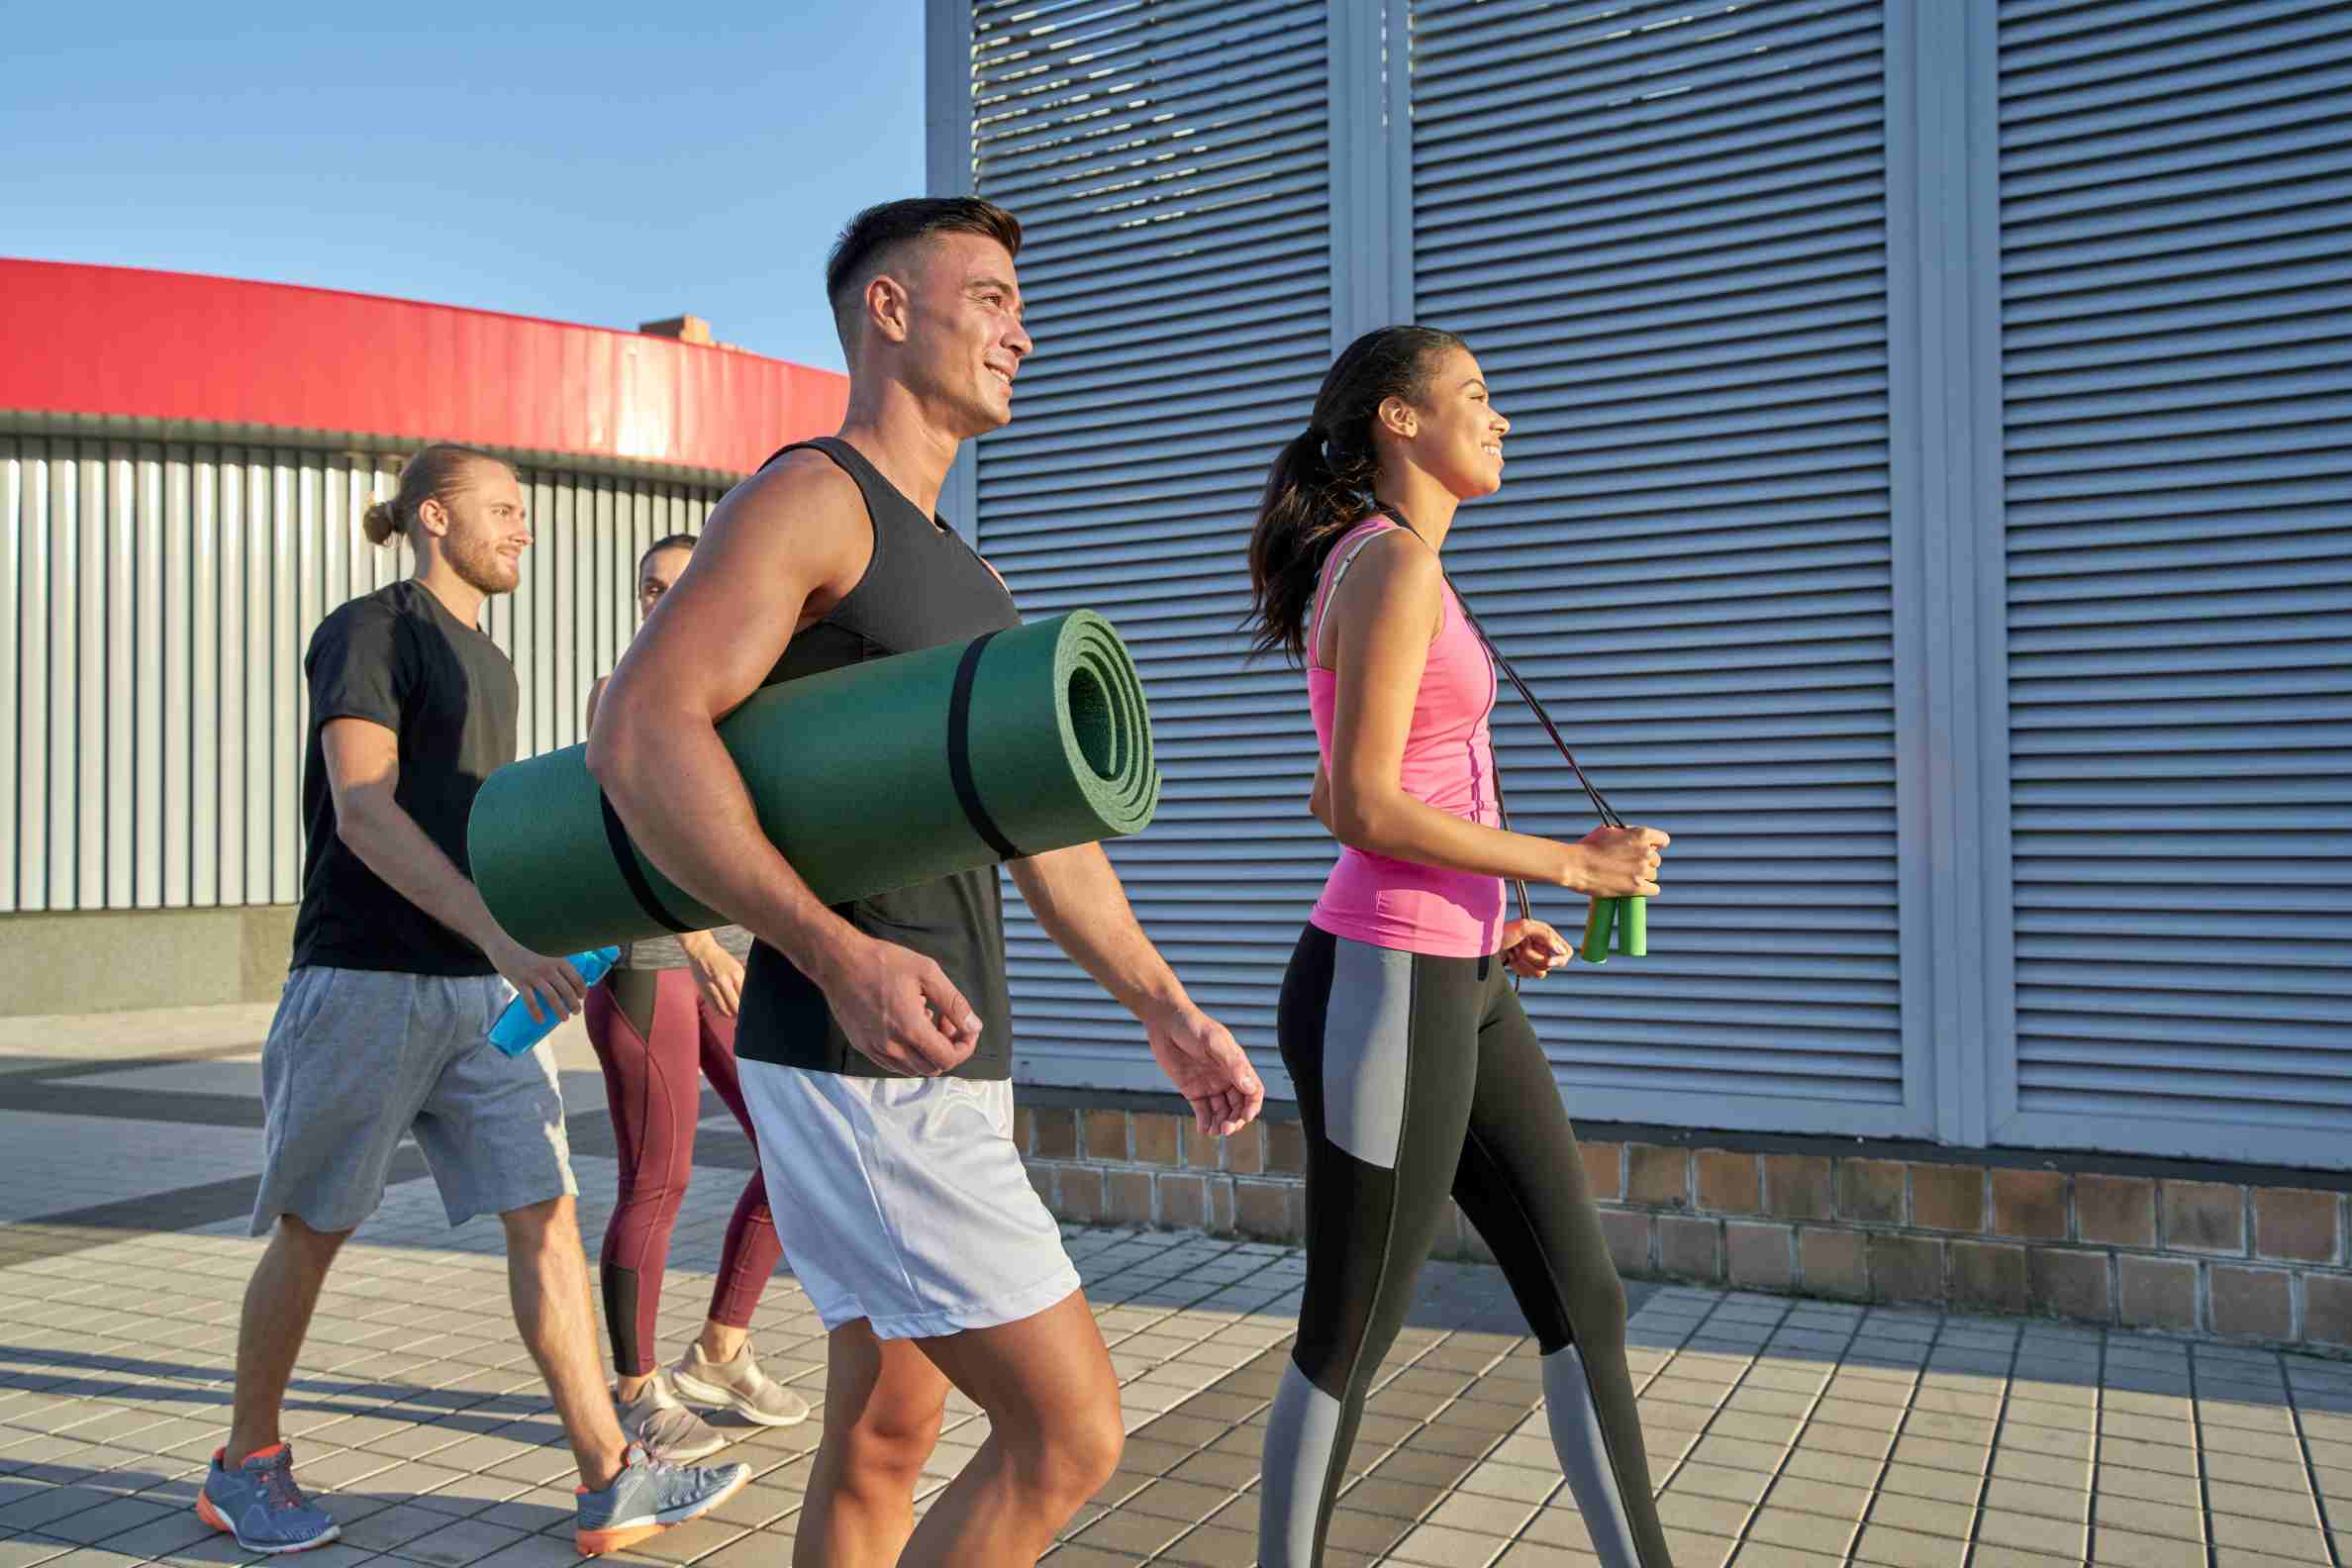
[1307,516,1507,959]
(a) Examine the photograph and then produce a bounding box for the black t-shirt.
[291,580,520,976]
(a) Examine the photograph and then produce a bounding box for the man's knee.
[273,1214,354,1260]
[499,1194,579,1250]
[1010,1391,1123,1503]
[827,1402,945,1494]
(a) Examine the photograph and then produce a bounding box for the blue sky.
[1,4,926,372]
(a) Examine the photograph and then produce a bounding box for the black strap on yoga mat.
[948,631,1025,860]
[597,790,697,934]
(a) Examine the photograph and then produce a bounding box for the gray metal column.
[1884,0,2012,1150]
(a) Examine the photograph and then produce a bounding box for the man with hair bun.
[592,197,1267,1566]
[200,444,748,1559]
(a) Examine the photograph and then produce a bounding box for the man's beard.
[448,538,520,596]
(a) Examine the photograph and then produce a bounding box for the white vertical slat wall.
[0,430,720,915]
[1992,0,2352,1167]
[1410,0,1912,1135]
[967,0,1337,1090]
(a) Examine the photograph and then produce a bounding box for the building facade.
[0,259,845,1014]
[925,0,2352,1182]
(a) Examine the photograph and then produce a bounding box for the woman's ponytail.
[1242,325,1465,664]
[1245,425,1349,664]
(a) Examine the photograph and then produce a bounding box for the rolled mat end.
[470,610,1159,956]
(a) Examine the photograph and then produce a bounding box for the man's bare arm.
[325,720,586,1023]
[1006,843,1185,1021]
[1008,845,1265,1134]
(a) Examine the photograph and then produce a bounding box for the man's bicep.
[621,458,868,720]
[320,718,401,815]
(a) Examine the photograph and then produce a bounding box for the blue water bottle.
[488,946,621,1055]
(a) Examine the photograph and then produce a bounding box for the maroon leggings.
[583,966,781,1377]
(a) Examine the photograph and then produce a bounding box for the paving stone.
[1727,1544,1844,1568]
[1977,1508,2086,1556]
[1975,1475,2085,1523]
[2205,1506,2331,1560]
[0,1529,134,1568]
[1863,1491,1974,1540]
[2200,1451,2309,1495]
[385,1518,530,1568]
[1851,1519,1967,1566]
[1643,1528,1729,1568]
[1066,1508,1191,1558]
[1874,1464,1982,1507]
[1389,1520,1514,1565]
[1744,1506,1851,1554]
[35,1500,180,1548]
[338,1504,459,1554]
[1965,1546,2082,1568]
[1667,1462,1772,1508]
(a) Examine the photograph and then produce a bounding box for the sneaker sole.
[574,1466,750,1558]
[668,1370,811,1427]
[195,1492,343,1554]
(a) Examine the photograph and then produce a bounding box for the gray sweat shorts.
[251,965,578,1235]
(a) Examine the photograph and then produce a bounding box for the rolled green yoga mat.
[468,610,1160,957]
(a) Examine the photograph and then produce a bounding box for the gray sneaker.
[669,1337,812,1427]
[196,1444,340,1554]
[615,1373,729,1463]
[574,1443,750,1557]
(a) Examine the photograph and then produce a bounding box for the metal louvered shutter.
[1994,0,2352,1166]
[0,426,717,914]
[967,0,1333,1090]
[1412,0,1915,1134]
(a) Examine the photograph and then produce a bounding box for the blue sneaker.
[574,1443,750,1557]
[196,1444,341,1554]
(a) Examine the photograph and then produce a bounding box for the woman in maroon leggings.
[583,534,810,1460]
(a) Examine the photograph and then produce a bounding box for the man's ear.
[866,273,913,345]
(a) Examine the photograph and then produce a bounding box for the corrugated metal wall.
[0,429,720,913]
[1412,0,1911,1137]
[968,0,1337,1092]
[1993,0,2352,1164]
[939,0,2352,1166]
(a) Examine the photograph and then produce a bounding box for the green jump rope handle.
[1617,896,1647,958]
[1579,896,1650,962]
[1580,898,1617,964]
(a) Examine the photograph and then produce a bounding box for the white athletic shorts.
[737,1061,1082,1340]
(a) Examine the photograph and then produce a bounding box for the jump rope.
[1384,512,1647,967]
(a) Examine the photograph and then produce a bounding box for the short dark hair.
[637,532,697,582]
[824,197,1024,351]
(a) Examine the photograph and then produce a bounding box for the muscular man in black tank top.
[590,198,1264,1567]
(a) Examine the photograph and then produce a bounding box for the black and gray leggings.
[1263,924,1672,1567]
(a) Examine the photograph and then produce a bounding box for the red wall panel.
[0,258,847,476]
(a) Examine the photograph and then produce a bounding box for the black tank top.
[734,437,1022,1079]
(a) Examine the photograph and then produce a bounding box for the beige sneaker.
[615,1373,731,1463]
[669,1338,811,1427]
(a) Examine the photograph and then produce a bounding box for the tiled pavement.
[2,1009,2350,1567]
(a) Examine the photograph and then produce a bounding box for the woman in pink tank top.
[1242,327,1679,1567]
